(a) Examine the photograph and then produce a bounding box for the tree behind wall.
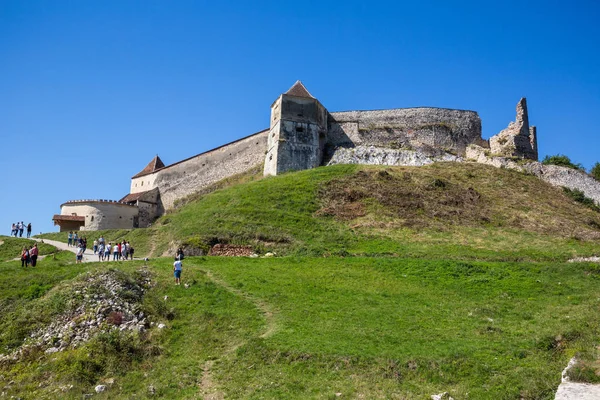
[591,162,600,181]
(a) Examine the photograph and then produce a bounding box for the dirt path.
[33,238,97,262]
[198,269,278,399]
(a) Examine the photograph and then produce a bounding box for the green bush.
[563,187,600,211]
[541,154,584,170]
[590,162,600,181]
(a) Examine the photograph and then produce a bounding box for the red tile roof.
[285,81,314,99]
[52,214,85,222]
[119,191,147,203]
[132,155,165,179]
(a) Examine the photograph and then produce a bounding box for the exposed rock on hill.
[0,269,153,363]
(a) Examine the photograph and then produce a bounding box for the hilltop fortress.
[53,81,600,232]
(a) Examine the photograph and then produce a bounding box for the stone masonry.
[489,98,538,160]
[55,81,600,230]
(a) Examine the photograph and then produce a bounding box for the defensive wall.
[135,130,269,212]
[327,107,484,158]
[57,200,139,231]
[53,81,600,231]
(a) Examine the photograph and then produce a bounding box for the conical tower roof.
[285,80,314,99]
[132,155,165,178]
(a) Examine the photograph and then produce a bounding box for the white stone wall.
[60,201,139,231]
[130,173,159,194]
[153,130,269,210]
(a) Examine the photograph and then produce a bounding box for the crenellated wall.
[62,82,599,234]
[60,200,139,231]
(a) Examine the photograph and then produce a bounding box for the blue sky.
[1,0,599,234]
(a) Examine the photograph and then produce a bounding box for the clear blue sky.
[1,0,599,234]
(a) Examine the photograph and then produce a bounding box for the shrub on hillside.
[563,187,600,212]
[541,154,584,170]
[591,162,600,181]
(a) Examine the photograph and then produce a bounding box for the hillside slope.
[8,163,600,399]
[41,162,600,261]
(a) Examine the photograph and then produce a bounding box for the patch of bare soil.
[317,169,488,228]
[209,244,253,256]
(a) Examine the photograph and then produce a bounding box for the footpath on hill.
[23,236,600,399]
[34,238,96,262]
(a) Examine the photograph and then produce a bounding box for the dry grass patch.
[317,163,600,240]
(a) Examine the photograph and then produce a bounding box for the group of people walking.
[11,222,32,238]
[94,237,135,262]
[70,234,135,263]
[20,244,39,267]
[67,231,85,247]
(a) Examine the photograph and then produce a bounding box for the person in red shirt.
[30,244,39,267]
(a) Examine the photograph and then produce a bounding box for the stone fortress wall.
[53,81,600,231]
[60,200,139,231]
[327,107,484,157]
[151,130,269,211]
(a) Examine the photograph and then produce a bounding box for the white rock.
[45,347,59,354]
[158,323,166,329]
[431,393,454,400]
[95,384,106,393]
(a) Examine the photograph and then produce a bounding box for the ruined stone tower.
[489,98,538,160]
[264,81,328,176]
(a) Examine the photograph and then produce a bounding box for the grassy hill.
[5,162,600,399]
[41,162,600,261]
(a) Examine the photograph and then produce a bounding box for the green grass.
[18,162,600,398]
[1,256,599,398]
[0,236,57,262]
[36,163,600,261]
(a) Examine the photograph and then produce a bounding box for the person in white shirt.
[76,245,84,264]
[173,259,183,285]
[105,243,112,261]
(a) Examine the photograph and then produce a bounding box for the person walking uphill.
[30,243,38,267]
[26,223,32,238]
[173,258,183,285]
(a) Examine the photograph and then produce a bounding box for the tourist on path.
[30,244,39,267]
[173,258,183,285]
[18,221,24,237]
[98,243,105,261]
[105,242,112,261]
[76,244,84,264]
[20,247,30,267]
[113,243,120,261]
[68,231,73,247]
[122,241,129,260]
[26,223,32,238]
[73,232,78,247]
[93,239,98,254]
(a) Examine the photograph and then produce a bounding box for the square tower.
[264,81,328,176]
